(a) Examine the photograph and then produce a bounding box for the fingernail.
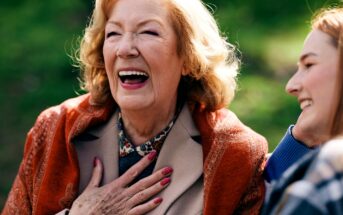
[154,197,163,204]
[93,157,98,167]
[148,150,157,160]
[160,177,171,186]
[162,167,173,175]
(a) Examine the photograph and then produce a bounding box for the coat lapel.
[73,111,119,192]
[150,105,203,215]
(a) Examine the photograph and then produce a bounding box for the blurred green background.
[0,0,341,208]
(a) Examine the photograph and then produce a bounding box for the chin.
[118,101,152,111]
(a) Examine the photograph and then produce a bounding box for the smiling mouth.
[300,100,312,110]
[118,71,149,84]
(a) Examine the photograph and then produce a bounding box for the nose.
[285,70,302,96]
[116,34,139,58]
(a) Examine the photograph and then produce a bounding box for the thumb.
[85,157,103,190]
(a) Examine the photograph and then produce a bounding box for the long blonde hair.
[77,0,239,111]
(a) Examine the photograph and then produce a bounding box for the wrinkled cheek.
[103,44,115,69]
[109,73,118,90]
[103,54,115,83]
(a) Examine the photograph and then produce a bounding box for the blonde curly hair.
[77,0,239,111]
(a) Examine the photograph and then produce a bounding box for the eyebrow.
[299,53,318,62]
[106,19,164,29]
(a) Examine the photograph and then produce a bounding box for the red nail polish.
[160,177,171,186]
[154,197,163,204]
[162,167,173,175]
[148,150,157,160]
[93,157,98,167]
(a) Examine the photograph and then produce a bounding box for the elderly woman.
[263,7,343,214]
[2,0,267,214]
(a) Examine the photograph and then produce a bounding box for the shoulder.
[30,94,88,130]
[318,138,343,165]
[199,108,267,213]
[304,137,343,183]
[34,94,115,130]
[302,138,343,180]
[262,141,343,215]
[26,94,114,152]
[210,108,267,158]
[24,94,92,150]
[264,139,343,214]
[21,94,115,171]
[194,107,267,170]
[36,94,91,122]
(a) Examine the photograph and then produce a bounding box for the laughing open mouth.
[118,71,149,84]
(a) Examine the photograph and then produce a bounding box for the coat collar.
[73,111,119,192]
[150,104,202,215]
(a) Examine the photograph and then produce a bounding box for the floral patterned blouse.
[117,111,177,157]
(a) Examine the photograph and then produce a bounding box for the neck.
[120,104,177,146]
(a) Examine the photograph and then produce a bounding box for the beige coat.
[74,105,203,214]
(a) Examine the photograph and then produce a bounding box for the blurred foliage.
[0,0,90,207]
[0,0,341,209]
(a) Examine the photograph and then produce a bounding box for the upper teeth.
[300,100,312,110]
[119,71,148,77]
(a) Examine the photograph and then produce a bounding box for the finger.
[128,197,163,215]
[128,177,171,206]
[125,166,173,197]
[115,150,158,188]
[85,157,103,190]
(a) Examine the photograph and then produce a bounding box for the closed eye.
[141,30,159,36]
[106,31,120,38]
[304,63,314,69]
